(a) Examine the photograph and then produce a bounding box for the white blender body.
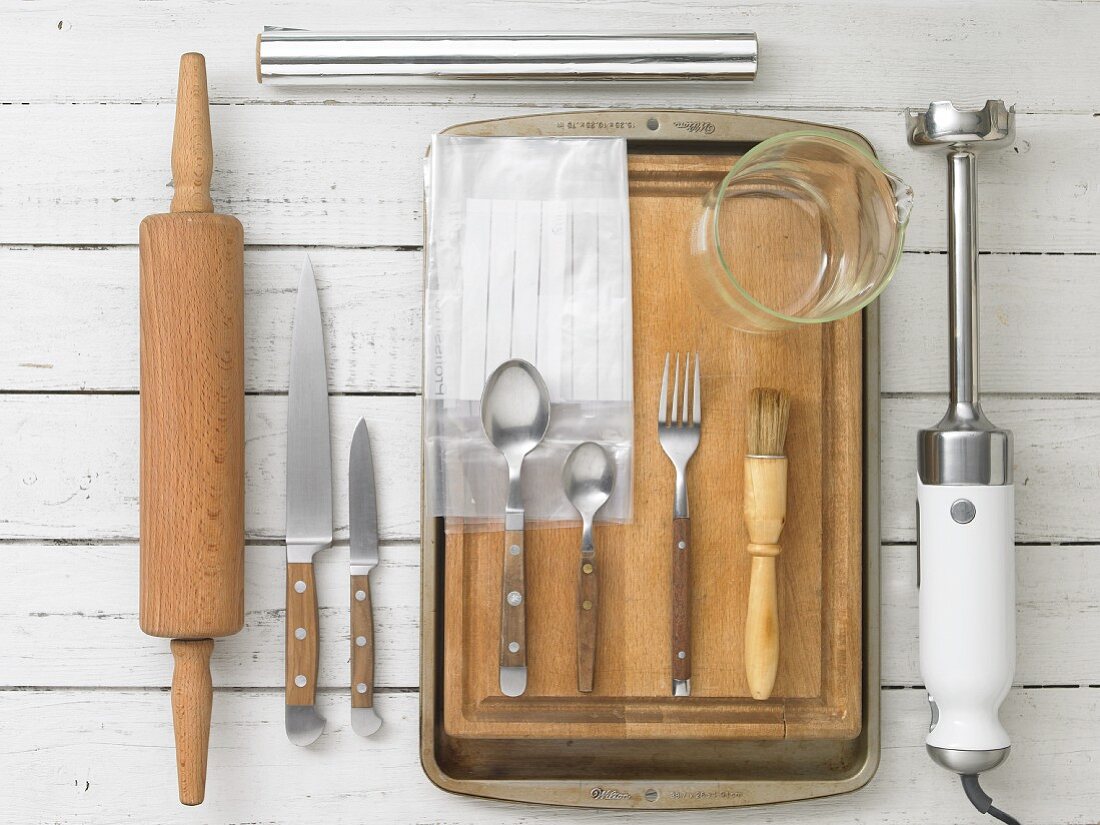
[918,481,1015,757]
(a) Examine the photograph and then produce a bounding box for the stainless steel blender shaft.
[948,150,980,415]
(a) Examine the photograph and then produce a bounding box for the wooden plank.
[4,393,1099,543]
[879,251,1100,395]
[879,545,1100,687]
[1,105,1095,252]
[0,544,419,690]
[4,1,1098,113]
[0,687,1095,823]
[0,394,421,542]
[3,543,1098,689]
[5,247,1098,395]
[0,246,421,394]
[878,396,1100,543]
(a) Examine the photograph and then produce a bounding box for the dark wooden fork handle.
[671,517,692,694]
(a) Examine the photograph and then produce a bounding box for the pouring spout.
[889,172,915,227]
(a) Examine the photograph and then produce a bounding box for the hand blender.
[907,100,1020,824]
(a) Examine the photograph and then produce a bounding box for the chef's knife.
[285,254,330,746]
[349,418,383,736]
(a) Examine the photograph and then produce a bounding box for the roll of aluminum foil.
[256,29,757,84]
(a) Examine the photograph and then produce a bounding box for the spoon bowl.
[481,360,551,465]
[563,442,615,521]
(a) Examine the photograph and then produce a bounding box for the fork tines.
[658,352,701,427]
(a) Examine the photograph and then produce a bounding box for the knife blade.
[284,254,330,746]
[349,417,382,736]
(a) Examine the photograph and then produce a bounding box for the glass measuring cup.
[688,130,913,333]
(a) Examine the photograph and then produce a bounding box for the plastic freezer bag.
[424,135,633,526]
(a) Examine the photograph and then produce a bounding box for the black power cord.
[961,774,1022,825]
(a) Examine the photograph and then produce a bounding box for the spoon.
[563,442,615,693]
[481,358,552,697]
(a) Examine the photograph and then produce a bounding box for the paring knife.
[349,418,383,736]
[285,254,330,746]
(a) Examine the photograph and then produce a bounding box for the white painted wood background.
[2,1,1098,822]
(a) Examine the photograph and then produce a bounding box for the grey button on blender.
[950,499,976,524]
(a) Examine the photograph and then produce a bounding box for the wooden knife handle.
[286,562,319,706]
[577,549,598,693]
[745,549,780,700]
[170,638,213,806]
[350,574,375,709]
[671,517,692,690]
[500,529,527,672]
[171,52,214,214]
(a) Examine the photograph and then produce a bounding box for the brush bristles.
[748,388,791,456]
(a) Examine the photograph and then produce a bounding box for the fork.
[657,352,701,697]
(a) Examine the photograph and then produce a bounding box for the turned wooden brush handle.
[170,639,214,806]
[743,457,787,700]
[171,53,214,214]
[744,548,780,699]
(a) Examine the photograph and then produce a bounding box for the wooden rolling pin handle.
[171,53,214,214]
[170,638,214,806]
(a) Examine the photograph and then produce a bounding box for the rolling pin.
[139,52,244,806]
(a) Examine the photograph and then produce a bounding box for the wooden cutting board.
[441,152,862,741]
